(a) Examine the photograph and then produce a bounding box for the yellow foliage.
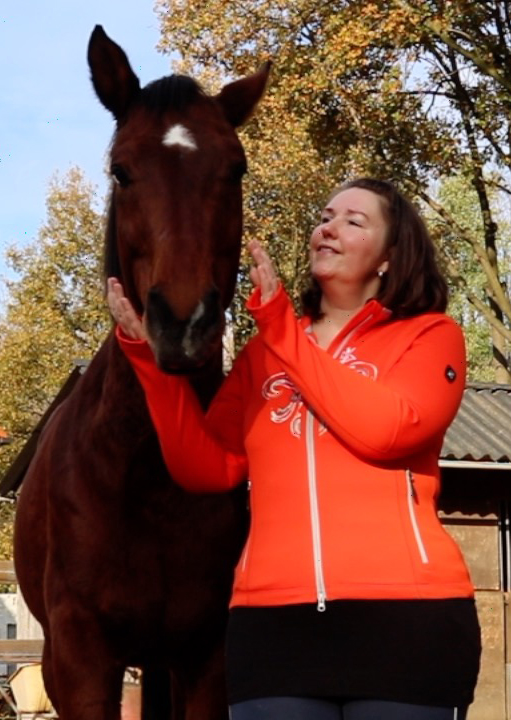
[0,169,109,554]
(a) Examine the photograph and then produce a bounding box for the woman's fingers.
[106,277,122,319]
[249,265,260,287]
[248,240,279,304]
[106,277,146,341]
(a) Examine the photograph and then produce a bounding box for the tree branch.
[444,260,511,344]
[424,40,510,166]
[418,190,511,322]
[394,0,511,93]
[505,1,511,37]
[486,179,511,197]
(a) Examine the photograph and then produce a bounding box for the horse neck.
[102,331,224,412]
[187,349,224,411]
[96,332,151,424]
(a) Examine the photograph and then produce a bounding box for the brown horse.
[14,26,269,720]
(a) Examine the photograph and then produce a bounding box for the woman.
[108,178,480,720]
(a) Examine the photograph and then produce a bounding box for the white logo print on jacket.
[262,346,378,438]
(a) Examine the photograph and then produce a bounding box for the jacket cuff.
[246,283,290,325]
[115,325,154,362]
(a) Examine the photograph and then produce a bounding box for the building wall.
[0,592,17,676]
[15,588,43,641]
[440,468,511,720]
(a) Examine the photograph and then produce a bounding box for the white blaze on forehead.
[162,124,198,151]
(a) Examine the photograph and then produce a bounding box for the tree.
[427,172,510,381]
[0,168,108,556]
[155,0,511,378]
[397,0,511,381]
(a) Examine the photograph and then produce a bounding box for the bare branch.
[424,37,510,164]
[419,190,511,321]
[486,179,511,197]
[493,2,509,50]
[394,0,511,93]
[445,261,511,343]
[505,1,511,37]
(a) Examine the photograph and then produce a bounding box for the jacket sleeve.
[116,329,248,492]
[248,286,466,461]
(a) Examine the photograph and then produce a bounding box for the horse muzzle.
[146,287,224,373]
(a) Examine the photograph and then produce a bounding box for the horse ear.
[216,62,272,128]
[87,25,141,120]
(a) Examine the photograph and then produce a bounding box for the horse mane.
[104,75,206,282]
[140,75,205,113]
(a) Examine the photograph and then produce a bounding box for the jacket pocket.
[405,469,429,564]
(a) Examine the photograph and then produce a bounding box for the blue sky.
[0,1,171,309]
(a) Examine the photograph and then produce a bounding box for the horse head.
[88,25,270,372]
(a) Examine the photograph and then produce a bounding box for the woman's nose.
[320,221,334,238]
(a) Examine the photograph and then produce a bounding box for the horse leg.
[179,641,229,720]
[141,664,173,720]
[48,608,125,720]
[41,639,59,714]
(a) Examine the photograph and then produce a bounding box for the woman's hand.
[248,240,279,304]
[107,278,146,341]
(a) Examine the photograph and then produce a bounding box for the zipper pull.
[317,593,326,612]
[406,468,417,502]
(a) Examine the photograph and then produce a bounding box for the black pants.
[229,697,467,720]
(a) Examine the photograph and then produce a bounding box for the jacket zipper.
[306,410,327,611]
[406,469,429,564]
[303,312,377,612]
[240,480,252,572]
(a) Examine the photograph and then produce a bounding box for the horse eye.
[111,164,131,188]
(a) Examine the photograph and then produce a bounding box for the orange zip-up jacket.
[117,285,474,610]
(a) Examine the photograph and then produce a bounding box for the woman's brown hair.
[301,178,448,320]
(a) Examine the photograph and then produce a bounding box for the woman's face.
[310,187,390,299]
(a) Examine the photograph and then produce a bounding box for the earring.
[377,270,385,278]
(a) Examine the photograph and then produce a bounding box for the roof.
[0,428,10,446]
[442,383,511,463]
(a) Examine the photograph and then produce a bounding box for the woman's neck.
[311,305,361,350]
[320,275,379,311]
[311,287,374,349]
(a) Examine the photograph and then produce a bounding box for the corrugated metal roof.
[442,383,511,463]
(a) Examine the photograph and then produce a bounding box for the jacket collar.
[301,299,392,355]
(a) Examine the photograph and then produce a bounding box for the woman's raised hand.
[248,240,279,304]
[107,278,146,341]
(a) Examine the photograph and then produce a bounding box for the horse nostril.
[204,287,221,310]
[145,286,224,371]
[147,286,165,304]
[146,287,178,335]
